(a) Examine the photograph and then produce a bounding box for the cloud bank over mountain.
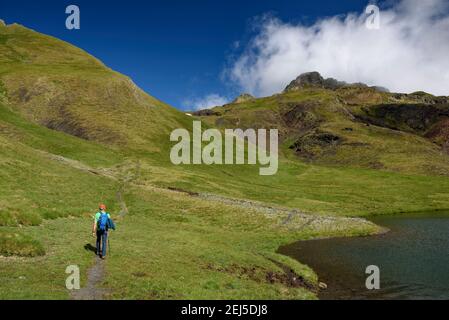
[227,0,449,97]
[183,94,229,110]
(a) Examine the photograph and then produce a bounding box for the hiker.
[92,204,116,259]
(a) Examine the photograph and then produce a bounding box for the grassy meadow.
[1,102,447,298]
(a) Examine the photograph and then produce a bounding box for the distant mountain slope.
[0,22,191,154]
[196,73,449,176]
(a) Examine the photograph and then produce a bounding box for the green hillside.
[197,86,449,176]
[0,22,191,153]
[1,23,449,299]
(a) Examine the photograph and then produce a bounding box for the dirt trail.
[116,161,140,217]
[68,160,138,300]
[47,153,135,219]
[116,186,129,217]
[71,257,110,300]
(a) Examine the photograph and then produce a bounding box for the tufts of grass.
[0,210,42,227]
[0,231,45,257]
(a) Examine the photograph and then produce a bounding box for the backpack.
[98,212,109,232]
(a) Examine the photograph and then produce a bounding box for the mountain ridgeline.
[196,72,449,176]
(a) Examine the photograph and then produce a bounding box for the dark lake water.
[278,212,449,300]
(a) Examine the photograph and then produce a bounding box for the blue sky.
[0,0,376,109]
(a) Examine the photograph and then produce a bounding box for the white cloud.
[183,94,229,110]
[227,0,449,97]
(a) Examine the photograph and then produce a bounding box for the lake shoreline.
[277,216,389,299]
[278,211,449,300]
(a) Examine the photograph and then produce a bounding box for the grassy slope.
[0,102,382,299]
[0,23,192,154]
[0,23,448,299]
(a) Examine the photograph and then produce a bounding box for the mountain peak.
[284,71,389,93]
[232,93,255,104]
[284,72,327,92]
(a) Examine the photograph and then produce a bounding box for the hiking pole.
[108,236,111,257]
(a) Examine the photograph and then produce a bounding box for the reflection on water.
[278,212,449,300]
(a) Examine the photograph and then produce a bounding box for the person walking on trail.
[92,204,116,259]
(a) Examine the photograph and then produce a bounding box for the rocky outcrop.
[355,102,449,152]
[356,103,449,133]
[232,93,255,104]
[281,102,321,134]
[289,130,343,159]
[192,109,221,116]
[284,71,389,93]
[284,72,327,91]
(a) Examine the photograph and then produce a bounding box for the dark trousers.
[96,230,108,257]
